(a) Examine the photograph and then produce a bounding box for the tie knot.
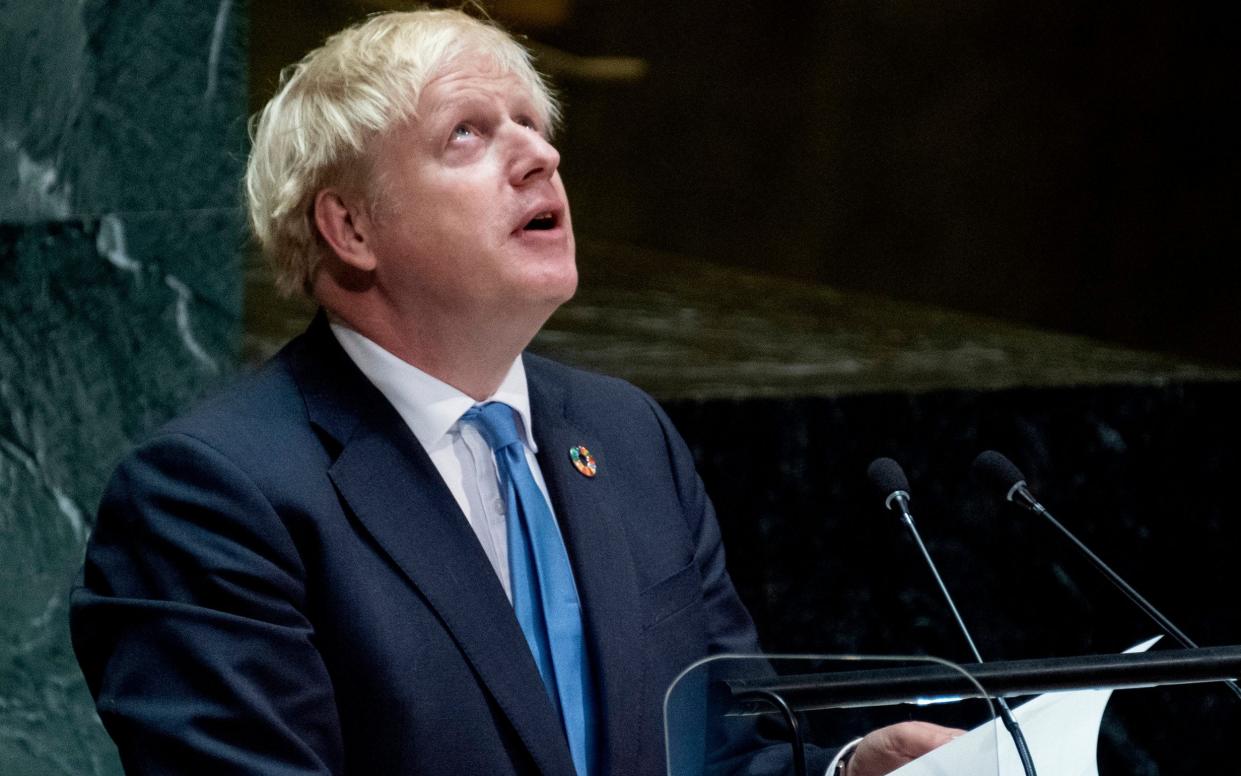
[461,402,523,451]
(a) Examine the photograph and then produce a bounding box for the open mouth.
[523,211,557,231]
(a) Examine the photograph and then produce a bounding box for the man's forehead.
[422,55,533,104]
[421,65,538,121]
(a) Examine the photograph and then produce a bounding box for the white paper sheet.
[886,637,1160,776]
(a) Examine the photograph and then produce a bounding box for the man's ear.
[313,188,378,272]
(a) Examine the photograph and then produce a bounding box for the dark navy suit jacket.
[70,315,786,775]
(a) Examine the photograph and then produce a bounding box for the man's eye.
[516,116,539,133]
[451,124,474,140]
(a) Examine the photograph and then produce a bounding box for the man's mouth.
[523,211,557,231]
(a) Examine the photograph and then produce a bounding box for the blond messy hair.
[245,8,561,297]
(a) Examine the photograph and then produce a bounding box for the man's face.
[362,55,577,327]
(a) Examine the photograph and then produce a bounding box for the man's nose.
[507,123,560,186]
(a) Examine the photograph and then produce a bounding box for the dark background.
[253,1,1241,367]
[664,381,1241,773]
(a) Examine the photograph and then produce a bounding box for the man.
[71,9,955,775]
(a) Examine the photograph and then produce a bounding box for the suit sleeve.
[642,394,834,776]
[641,395,763,656]
[70,432,343,775]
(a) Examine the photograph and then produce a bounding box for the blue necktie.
[462,402,596,776]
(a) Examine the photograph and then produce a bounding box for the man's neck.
[323,306,545,401]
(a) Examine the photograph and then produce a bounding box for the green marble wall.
[0,2,246,773]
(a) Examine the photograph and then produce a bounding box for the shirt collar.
[329,322,538,453]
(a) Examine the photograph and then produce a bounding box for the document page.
[887,637,1160,776]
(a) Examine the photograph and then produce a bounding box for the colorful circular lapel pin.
[569,446,598,478]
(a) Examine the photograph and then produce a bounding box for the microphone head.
[971,450,1028,501]
[866,457,910,499]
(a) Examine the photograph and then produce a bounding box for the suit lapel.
[286,316,577,776]
[528,363,646,776]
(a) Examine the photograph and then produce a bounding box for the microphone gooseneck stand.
[971,450,1241,703]
[868,458,1039,776]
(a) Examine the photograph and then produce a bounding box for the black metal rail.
[724,646,1241,715]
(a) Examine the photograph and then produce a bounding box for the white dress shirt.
[330,323,558,602]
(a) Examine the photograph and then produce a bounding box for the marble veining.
[1,2,246,773]
[50,486,86,542]
[165,274,221,373]
[0,2,87,223]
[90,213,225,374]
[1,369,87,545]
[94,213,141,274]
[204,0,234,103]
[2,0,247,223]
[3,134,74,221]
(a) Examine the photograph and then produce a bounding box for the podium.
[663,646,1241,775]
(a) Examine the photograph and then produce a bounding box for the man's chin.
[527,260,578,305]
[551,269,579,304]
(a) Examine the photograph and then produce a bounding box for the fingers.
[893,720,964,756]
[845,721,964,776]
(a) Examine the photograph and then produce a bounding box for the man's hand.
[843,721,963,776]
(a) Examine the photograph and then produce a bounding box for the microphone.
[866,457,914,525]
[971,450,1241,702]
[867,457,1039,776]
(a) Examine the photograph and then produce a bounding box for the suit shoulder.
[523,355,670,427]
[144,347,317,464]
[523,352,686,462]
[526,352,655,404]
